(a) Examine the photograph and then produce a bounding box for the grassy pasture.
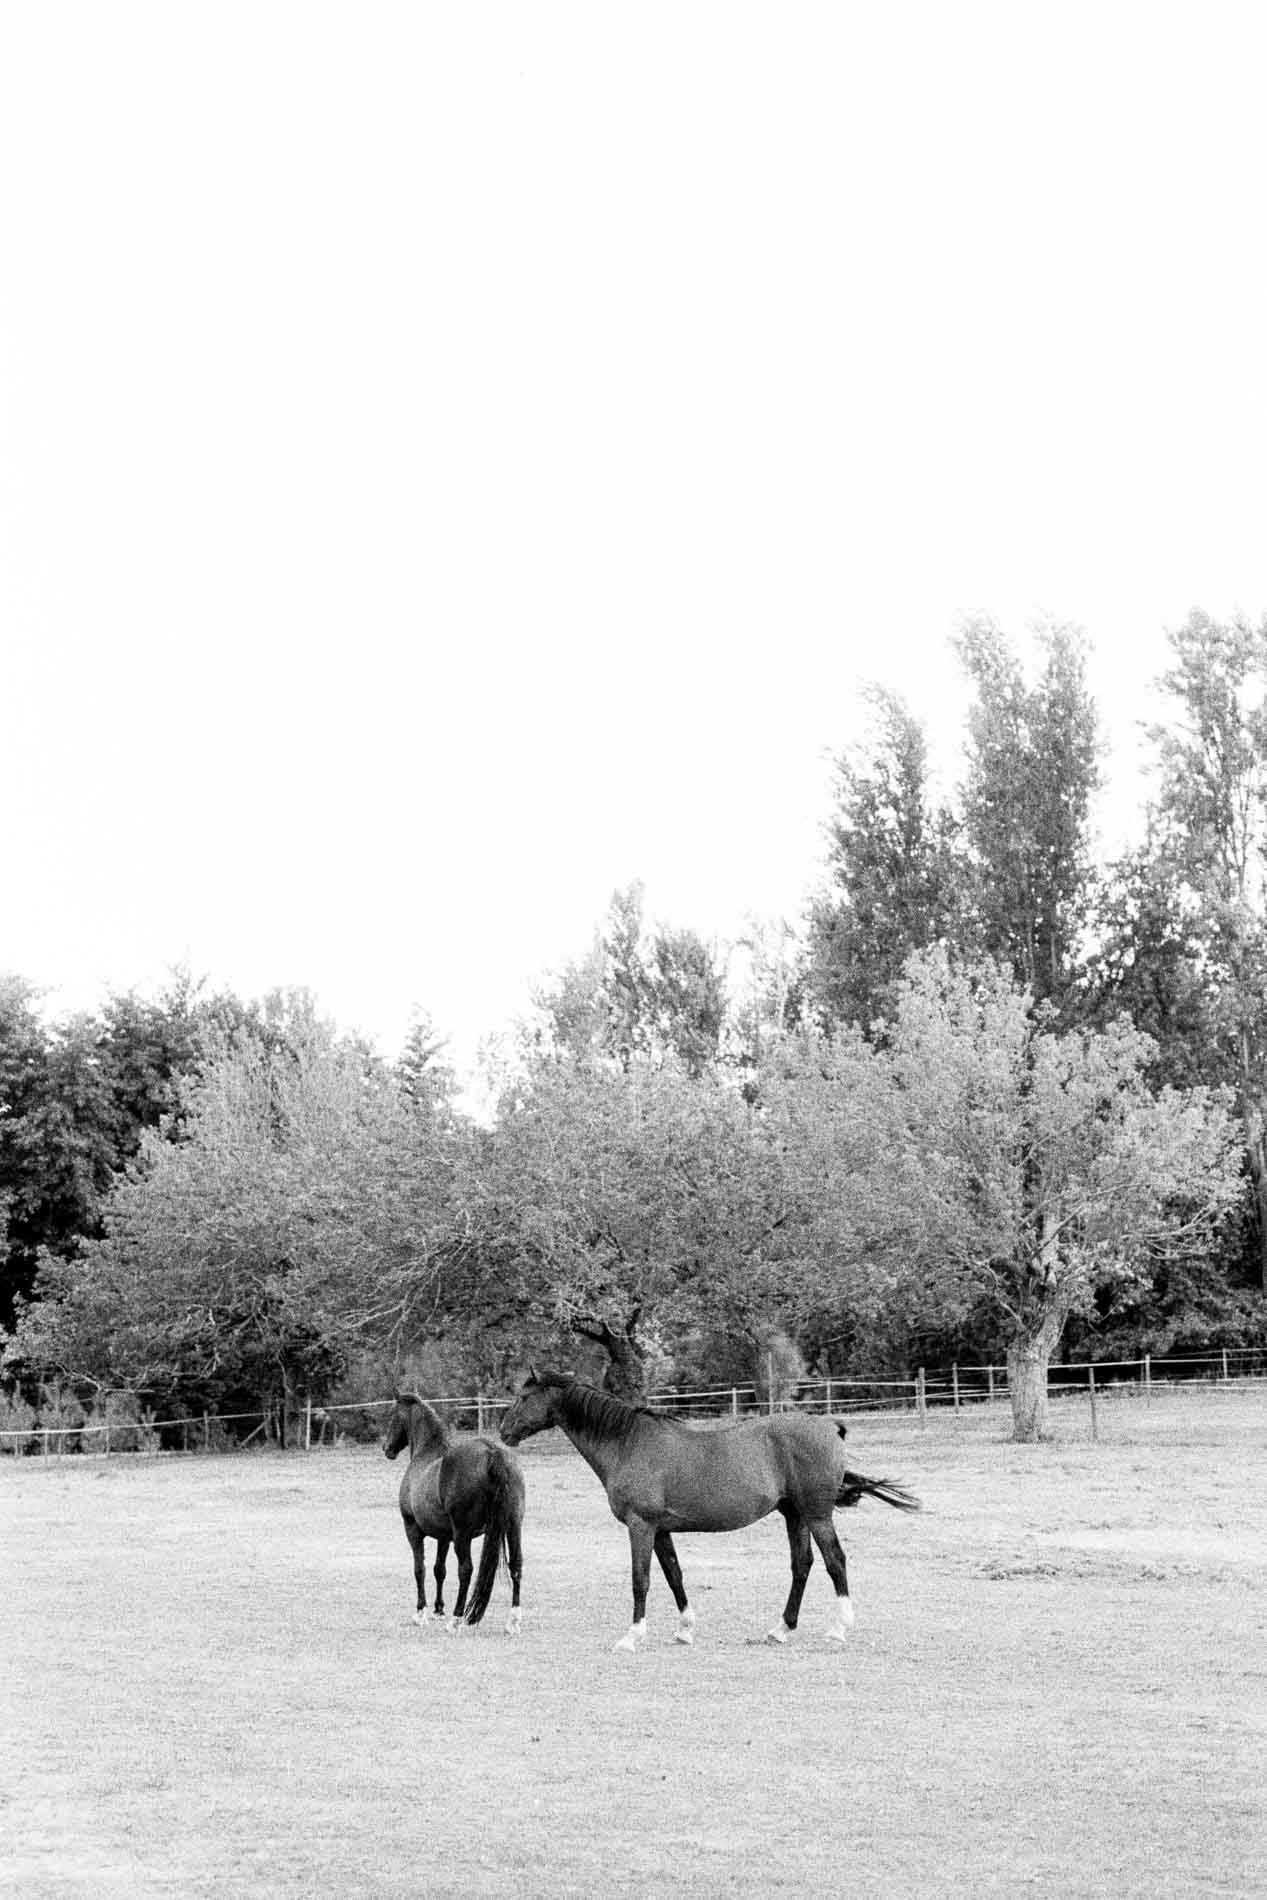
[3,1387,1266,1900]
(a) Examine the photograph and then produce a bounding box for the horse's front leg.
[654,1529,695,1646]
[767,1504,813,1644]
[808,1516,854,1641]
[615,1518,655,1652]
[402,1516,430,1625]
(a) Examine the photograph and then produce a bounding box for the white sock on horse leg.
[675,1606,696,1646]
[615,1618,647,1652]
[826,1598,855,1641]
[765,1620,793,1645]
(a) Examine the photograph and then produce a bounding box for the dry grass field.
[3,1387,1266,1900]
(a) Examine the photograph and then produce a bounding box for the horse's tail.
[464,1444,525,1625]
[836,1468,921,1512]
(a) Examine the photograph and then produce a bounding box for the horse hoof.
[615,1623,646,1653]
[412,1611,430,1628]
[765,1623,791,1646]
[674,1608,696,1646]
[505,1609,523,1636]
[674,1627,695,1647]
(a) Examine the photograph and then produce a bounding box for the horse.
[383,1391,526,1634]
[498,1369,917,1651]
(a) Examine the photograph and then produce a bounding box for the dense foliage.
[5,614,1267,1441]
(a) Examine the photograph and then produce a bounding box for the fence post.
[1222,1349,1229,1383]
[916,1368,927,1427]
[42,1428,49,1462]
[305,1396,313,1451]
[987,1365,995,1403]
[952,1363,960,1412]
[476,1395,485,1436]
[730,1387,738,1419]
[1088,1363,1099,1441]
[1144,1354,1151,1407]
[825,1377,834,1415]
[767,1354,775,1415]
[203,1413,210,1452]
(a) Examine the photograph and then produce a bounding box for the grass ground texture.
[3,1385,1266,1900]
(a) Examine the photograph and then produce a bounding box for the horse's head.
[383,1390,451,1461]
[499,1367,563,1446]
[382,1392,412,1461]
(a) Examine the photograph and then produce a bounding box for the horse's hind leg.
[654,1530,695,1647]
[449,1532,474,1630]
[432,1534,451,1621]
[808,1516,854,1641]
[504,1505,524,1636]
[767,1504,814,1645]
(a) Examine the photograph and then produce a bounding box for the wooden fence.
[4,1346,1267,1457]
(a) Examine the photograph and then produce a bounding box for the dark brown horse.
[499,1370,916,1650]
[383,1392,525,1633]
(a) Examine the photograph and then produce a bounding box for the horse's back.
[439,1434,525,1528]
[694,1409,842,1467]
[626,1411,845,1527]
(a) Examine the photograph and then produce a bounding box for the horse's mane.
[396,1391,453,1442]
[539,1373,655,1449]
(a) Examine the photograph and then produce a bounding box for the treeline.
[4,609,1267,1442]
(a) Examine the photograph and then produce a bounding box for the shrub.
[88,1392,164,1454]
[0,1388,37,1454]
[36,1383,87,1453]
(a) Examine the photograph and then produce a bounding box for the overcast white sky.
[3,4,1266,1079]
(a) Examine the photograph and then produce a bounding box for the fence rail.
[4,1346,1267,1457]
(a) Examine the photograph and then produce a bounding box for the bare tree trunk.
[1240,1092,1267,1291]
[276,1365,298,1448]
[571,1315,647,1398]
[1006,1304,1064,1442]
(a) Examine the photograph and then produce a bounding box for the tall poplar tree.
[957,620,1101,1016]
[538,884,726,1077]
[805,687,960,1032]
[1144,609,1267,1288]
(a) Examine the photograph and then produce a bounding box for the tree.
[0,983,125,1332]
[957,619,1101,1014]
[9,1013,464,1437]
[1142,609,1267,1288]
[0,967,320,1339]
[396,1012,457,1113]
[804,686,960,1032]
[537,884,727,1076]
[1088,831,1219,1092]
[467,1047,812,1394]
[882,950,1241,1439]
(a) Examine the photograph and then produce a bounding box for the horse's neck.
[408,1404,452,1460]
[559,1418,620,1488]
[553,1401,636,1492]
